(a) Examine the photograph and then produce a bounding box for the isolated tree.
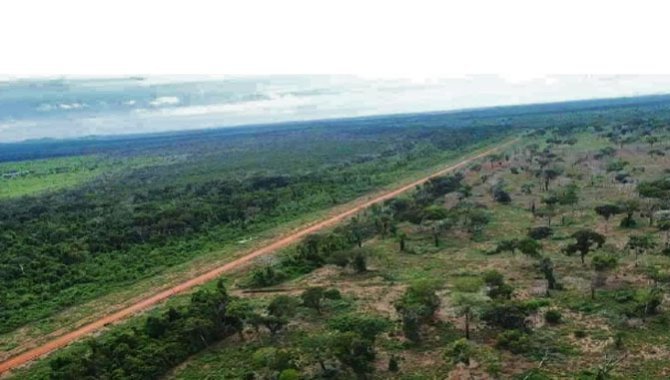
[299,334,336,373]
[619,199,639,228]
[483,270,513,300]
[494,238,519,254]
[458,184,473,199]
[638,178,670,226]
[521,183,534,195]
[528,226,553,240]
[626,234,656,267]
[591,254,618,299]
[492,185,512,204]
[352,249,368,273]
[398,232,407,252]
[430,219,452,247]
[646,135,659,148]
[331,332,377,379]
[489,154,502,169]
[638,178,670,201]
[301,287,326,314]
[328,313,390,342]
[457,205,490,237]
[452,293,488,340]
[565,229,606,264]
[594,204,622,232]
[540,168,562,191]
[517,238,542,258]
[558,183,579,211]
[538,257,560,291]
[268,295,298,318]
[395,280,441,343]
[536,204,557,226]
[658,220,670,248]
[255,295,298,336]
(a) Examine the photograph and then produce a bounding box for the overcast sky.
[2,75,670,142]
[2,1,670,142]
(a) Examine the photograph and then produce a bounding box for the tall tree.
[564,229,606,264]
[594,204,621,232]
[626,234,656,267]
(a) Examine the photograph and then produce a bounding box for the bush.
[521,299,551,312]
[631,289,662,317]
[544,310,562,324]
[278,369,301,380]
[483,270,513,300]
[528,226,553,240]
[493,187,512,204]
[388,355,400,372]
[606,160,628,172]
[452,276,484,293]
[495,330,529,353]
[248,266,287,288]
[574,330,587,338]
[517,238,542,257]
[328,314,390,342]
[395,280,441,342]
[620,216,637,228]
[352,250,367,273]
[592,254,617,272]
[482,303,529,330]
[445,338,474,365]
[323,288,342,300]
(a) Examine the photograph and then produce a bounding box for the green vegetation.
[0,155,168,199]
[8,97,670,379]
[0,122,508,334]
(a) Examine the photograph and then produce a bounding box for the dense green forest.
[5,95,670,379]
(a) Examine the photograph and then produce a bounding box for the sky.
[2,1,670,142]
[2,75,670,142]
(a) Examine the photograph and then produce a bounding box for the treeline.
[50,280,241,379]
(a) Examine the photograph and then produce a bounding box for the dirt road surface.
[0,139,516,375]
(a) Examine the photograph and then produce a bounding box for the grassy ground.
[163,128,670,379]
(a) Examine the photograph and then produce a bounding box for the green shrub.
[323,288,342,300]
[528,226,553,240]
[521,299,551,312]
[388,355,400,372]
[483,270,513,300]
[544,310,562,324]
[482,303,529,330]
[278,369,301,380]
[445,338,474,365]
[495,330,529,353]
[592,254,617,272]
[248,266,287,288]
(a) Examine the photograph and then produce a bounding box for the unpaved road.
[0,139,516,375]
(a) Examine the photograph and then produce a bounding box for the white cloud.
[59,103,85,110]
[149,96,180,106]
[147,94,312,117]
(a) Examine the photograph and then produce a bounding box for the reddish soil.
[0,139,516,375]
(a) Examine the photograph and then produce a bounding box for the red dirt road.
[0,139,515,375]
